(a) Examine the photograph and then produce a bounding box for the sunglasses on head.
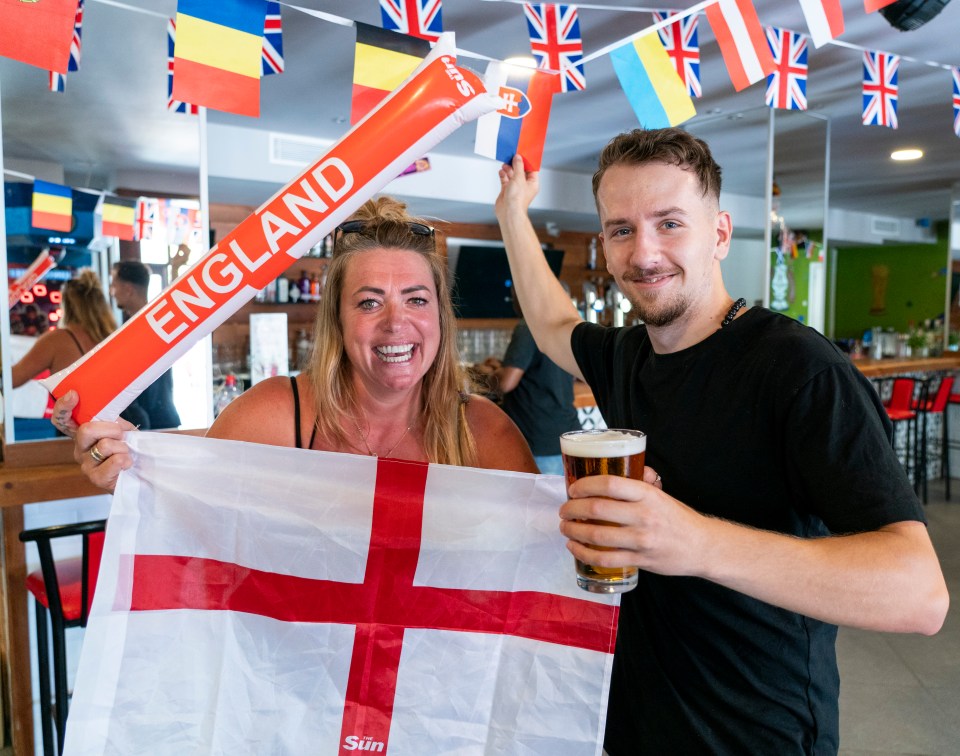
[332,219,435,251]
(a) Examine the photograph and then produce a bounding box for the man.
[485,286,580,475]
[494,128,948,754]
[110,260,181,430]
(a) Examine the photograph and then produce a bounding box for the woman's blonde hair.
[61,268,117,343]
[307,197,477,466]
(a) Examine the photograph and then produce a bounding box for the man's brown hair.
[592,127,723,202]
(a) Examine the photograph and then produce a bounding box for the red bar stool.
[19,520,106,756]
[882,377,920,491]
[913,374,955,503]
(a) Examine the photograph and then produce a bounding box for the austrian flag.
[65,433,619,754]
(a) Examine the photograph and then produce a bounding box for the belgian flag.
[100,196,137,241]
[351,22,431,125]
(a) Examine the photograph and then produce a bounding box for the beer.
[560,429,646,594]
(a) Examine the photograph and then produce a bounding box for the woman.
[12,268,117,388]
[59,197,539,490]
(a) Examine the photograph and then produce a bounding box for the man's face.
[110,275,136,316]
[596,161,731,329]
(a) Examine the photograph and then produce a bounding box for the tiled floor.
[838,480,960,755]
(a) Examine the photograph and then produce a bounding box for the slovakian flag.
[351,22,431,124]
[171,0,267,117]
[862,50,899,128]
[31,180,73,233]
[98,196,137,241]
[47,0,84,92]
[379,0,443,42]
[797,0,843,48]
[764,27,808,111]
[653,10,701,98]
[704,0,775,92]
[261,0,283,75]
[64,433,618,754]
[474,63,558,171]
[524,3,586,93]
[952,67,960,138]
[609,33,696,130]
[0,0,78,73]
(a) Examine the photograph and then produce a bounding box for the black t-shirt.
[571,308,925,755]
[500,320,580,455]
[120,368,180,430]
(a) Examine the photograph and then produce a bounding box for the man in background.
[110,260,181,430]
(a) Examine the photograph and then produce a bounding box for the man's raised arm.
[495,155,585,380]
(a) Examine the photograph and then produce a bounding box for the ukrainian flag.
[31,180,74,233]
[610,34,696,130]
[172,0,267,117]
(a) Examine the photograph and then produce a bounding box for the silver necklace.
[352,416,413,458]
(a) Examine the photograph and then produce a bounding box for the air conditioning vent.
[871,217,901,238]
[269,133,330,167]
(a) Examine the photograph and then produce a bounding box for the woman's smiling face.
[339,248,441,397]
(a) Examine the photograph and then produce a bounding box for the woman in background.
[12,268,116,388]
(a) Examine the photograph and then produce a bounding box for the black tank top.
[290,376,318,449]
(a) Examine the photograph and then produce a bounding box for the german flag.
[31,180,73,233]
[0,0,78,73]
[352,22,431,124]
[171,0,266,117]
[101,196,137,240]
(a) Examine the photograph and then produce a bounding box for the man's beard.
[621,269,689,327]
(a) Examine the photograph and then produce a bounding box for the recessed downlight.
[504,55,537,68]
[891,148,923,161]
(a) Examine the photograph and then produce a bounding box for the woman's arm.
[465,394,538,473]
[11,331,60,387]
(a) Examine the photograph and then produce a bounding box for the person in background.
[12,269,116,388]
[109,260,181,430]
[482,284,580,475]
[56,197,564,493]
[495,128,948,754]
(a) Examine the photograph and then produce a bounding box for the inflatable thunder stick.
[9,248,57,309]
[43,35,498,424]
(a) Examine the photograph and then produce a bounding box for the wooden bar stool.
[19,520,106,756]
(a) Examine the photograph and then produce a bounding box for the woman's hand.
[75,417,138,493]
[50,389,81,438]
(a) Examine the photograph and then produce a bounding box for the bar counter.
[850,354,960,378]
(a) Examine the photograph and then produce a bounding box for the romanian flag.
[0,0,78,73]
[351,22,431,124]
[100,196,137,241]
[31,180,73,233]
[609,33,696,129]
[171,0,267,117]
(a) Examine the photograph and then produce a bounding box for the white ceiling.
[2,0,959,235]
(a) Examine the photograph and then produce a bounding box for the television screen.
[451,246,564,318]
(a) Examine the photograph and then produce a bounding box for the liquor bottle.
[289,279,301,303]
[214,375,243,417]
[299,270,311,302]
[277,276,289,304]
[310,272,321,303]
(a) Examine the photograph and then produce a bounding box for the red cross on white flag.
[65,432,618,754]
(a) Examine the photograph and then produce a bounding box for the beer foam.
[560,429,646,458]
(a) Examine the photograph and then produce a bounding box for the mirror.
[1,2,212,446]
[686,107,772,308]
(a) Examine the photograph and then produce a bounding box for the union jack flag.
[167,19,198,115]
[952,67,960,137]
[262,1,284,75]
[764,27,808,111]
[379,0,443,42]
[47,0,84,93]
[862,50,899,128]
[524,3,586,93]
[135,198,157,242]
[653,10,701,98]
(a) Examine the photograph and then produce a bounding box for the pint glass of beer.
[560,429,646,594]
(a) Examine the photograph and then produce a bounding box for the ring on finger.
[655,473,662,484]
[89,444,106,464]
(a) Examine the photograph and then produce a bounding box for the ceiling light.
[890,148,923,161]
[504,55,537,68]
